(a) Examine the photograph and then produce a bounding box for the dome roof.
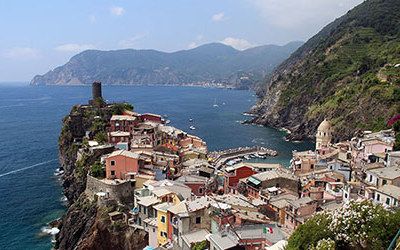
[317,119,331,132]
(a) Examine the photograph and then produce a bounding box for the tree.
[91,161,105,178]
[94,131,107,144]
[111,103,134,115]
[192,240,208,250]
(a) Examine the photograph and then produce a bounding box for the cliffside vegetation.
[253,0,400,141]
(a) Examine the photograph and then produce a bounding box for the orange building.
[105,150,144,180]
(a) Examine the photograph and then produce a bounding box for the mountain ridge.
[30,42,303,88]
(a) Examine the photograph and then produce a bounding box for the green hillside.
[253,0,400,140]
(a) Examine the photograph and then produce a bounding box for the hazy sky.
[0,0,363,82]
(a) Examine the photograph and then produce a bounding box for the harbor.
[209,146,278,169]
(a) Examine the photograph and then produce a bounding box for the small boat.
[189,126,196,130]
[189,118,193,122]
[165,120,171,124]
[213,98,219,107]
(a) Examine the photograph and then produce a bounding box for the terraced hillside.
[252,0,400,141]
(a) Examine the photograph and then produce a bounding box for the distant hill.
[252,0,400,140]
[30,42,303,89]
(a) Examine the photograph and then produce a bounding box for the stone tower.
[316,119,332,151]
[92,81,102,100]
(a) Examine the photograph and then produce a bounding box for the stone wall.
[85,175,135,204]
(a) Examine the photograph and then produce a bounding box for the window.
[382,180,387,185]
[153,228,155,233]
[344,193,348,199]
[195,217,201,224]
[369,175,373,182]
[199,187,204,195]
[111,160,115,166]
[386,198,390,205]
[110,170,115,176]
[161,216,166,223]
[160,231,167,237]
[376,194,380,201]
[310,164,314,170]
[143,207,147,215]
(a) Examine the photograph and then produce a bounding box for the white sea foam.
[0,159,57,178]
[41,226,60,235]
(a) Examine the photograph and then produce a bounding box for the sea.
[0,85,313,250]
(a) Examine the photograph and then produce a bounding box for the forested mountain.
[30,42,302,89]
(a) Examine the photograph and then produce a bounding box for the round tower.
[92,81,102,100]
[316,119,332,151]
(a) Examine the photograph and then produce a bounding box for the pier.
[209,146,278,169]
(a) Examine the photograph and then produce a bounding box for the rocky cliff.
[252,0,400,141]
[30,42,303,89]
[56,104,147,250]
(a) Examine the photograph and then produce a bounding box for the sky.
[0,0,364,82]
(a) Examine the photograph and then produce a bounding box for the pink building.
[363,139,393,158]
[105,150,144,180]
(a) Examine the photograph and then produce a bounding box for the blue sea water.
[0,85,313,250]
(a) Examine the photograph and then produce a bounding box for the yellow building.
[153,202,173,246]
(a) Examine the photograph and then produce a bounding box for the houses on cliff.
[77,83,400,250]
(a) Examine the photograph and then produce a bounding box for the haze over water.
[0,85,313,249]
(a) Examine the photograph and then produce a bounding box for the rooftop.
[110,131,130,137]
[108,150,140,159]
[111,115,136,121]
[369,166,400,179]
[208,232,238,249]
[143,218,157,227]
[149,180,192,200]
[269,194,297,209]
[153,202,173,212]
[235,224,287,243]
[250,169,297,182]
[152,188,173,198]
[212,194,255,209]
[176,175,208,184]
[376,184,400,198]
[168,201,188,216]
[137,196,160,207]
[181,229,210,246]
[288,197,313,208]
[187,196,213,212]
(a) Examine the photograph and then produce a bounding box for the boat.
[189,126,196,130]
[189,118,193,122]
[165,120,171,124]
[213,98,219,107]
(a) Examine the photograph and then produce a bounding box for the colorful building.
[105,150,144,180]
[224,164,256,193]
